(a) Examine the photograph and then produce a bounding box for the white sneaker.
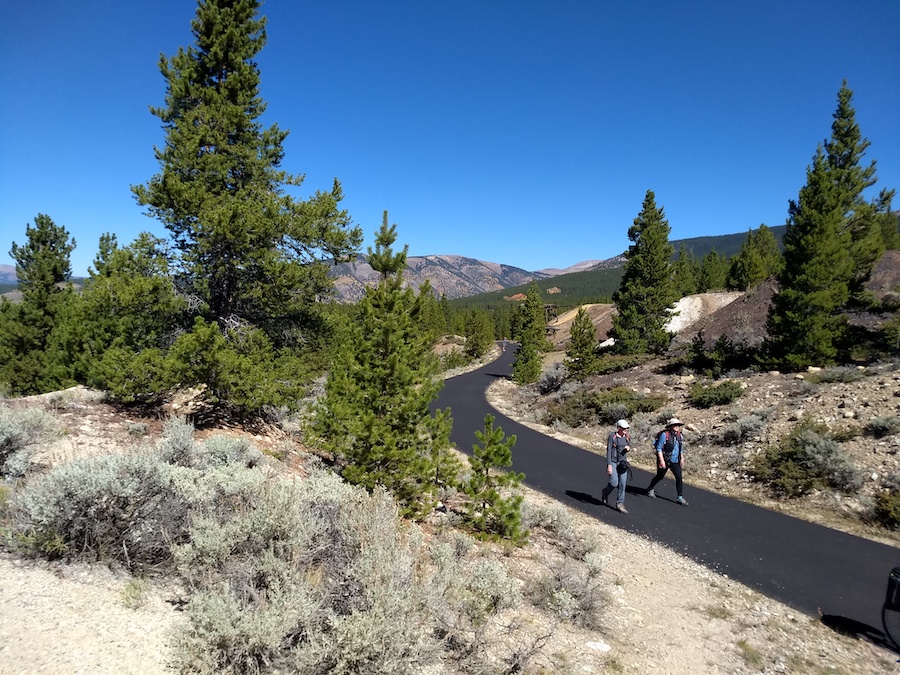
[646,489,656,498]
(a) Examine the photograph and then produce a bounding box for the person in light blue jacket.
[646,417,689,506]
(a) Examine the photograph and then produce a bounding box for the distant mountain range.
[0,265,16,285]
[328,227,786,302]
[0,226,788,302]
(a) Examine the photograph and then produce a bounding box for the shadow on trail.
[564,490,602,507]
[821,615,898,653]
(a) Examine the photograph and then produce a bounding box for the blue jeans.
[602,466,628,505]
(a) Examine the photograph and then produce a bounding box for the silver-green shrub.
[750,424,864,497]
[174,474,442,675]
[807,366,867,384]
[521,500,599,561]
[721,413,763,446]
[865,415,900,439]
[197,434,265,468]
[0,404,59,477]
[12,451,185,566]
[528,557,605,630]
[157,416,198,466]
[10,419,268,569]
[537,362,567,395]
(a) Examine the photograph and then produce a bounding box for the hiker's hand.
[607,465,613,475]
[658,458,665,469]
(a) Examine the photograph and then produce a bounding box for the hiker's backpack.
[653,429,680,460]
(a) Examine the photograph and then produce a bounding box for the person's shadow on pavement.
[565,490,604,507]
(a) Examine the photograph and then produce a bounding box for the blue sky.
[2,1,898,277]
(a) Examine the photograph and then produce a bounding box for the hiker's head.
[666,417,683,429]
[616,419,629,431]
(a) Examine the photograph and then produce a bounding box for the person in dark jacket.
[602,419,632,513]
[646,417,689,505]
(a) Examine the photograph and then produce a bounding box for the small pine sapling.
[465,415,527,543]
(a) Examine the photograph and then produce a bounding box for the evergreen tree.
[726,225,783,291]
[671,244,699,297]
[464,414,526,543]
[492,303,512,343]
[313,213,458,518]
[512,281,548,383]
[766,148,851,367]
[131,0,361,407]
[608,190,678,354]
[464,308,493,358]
[824,82,892,301]
[420,287,446,340]
[696,248,729,292]
[767,82,895,367]
[439,293,452,335]
[876,200,900,250]
[565,306,598,380]
[55,233,186,398]
[0,214,75,394]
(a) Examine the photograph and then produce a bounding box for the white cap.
[616,419,630,429]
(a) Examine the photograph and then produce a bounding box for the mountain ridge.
[0,226,788,302]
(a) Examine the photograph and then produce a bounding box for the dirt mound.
[546,293,741,352]
[666,292,742,334]
[545,303,616,349]
[671,280,777,351]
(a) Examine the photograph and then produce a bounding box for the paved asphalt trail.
[434,345,900,636]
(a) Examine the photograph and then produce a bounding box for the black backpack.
[654,429,678,460]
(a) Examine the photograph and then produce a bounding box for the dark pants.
[647,460,683,497]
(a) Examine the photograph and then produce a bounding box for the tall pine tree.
[132,0,361,407]
[767,82,895,367]
[608,190,678,354]
[313,213,458,518]
[766,148,851,367]
[824,82,893,301]
[565,306,598,380]
[512,281,548,384]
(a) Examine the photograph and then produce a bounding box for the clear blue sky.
[2,1,899,277]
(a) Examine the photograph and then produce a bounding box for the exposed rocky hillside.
[329,254,553,302]
[544,249,900,357]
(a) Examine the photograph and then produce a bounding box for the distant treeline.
[672,225,786,260]
[449,266,624,312]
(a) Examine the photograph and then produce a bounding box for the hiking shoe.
[601,493,608,506]
[646,489,656,498]
[677,496,689,506]
[616,503,628,514]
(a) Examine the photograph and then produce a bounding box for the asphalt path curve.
[433,344,900,640]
